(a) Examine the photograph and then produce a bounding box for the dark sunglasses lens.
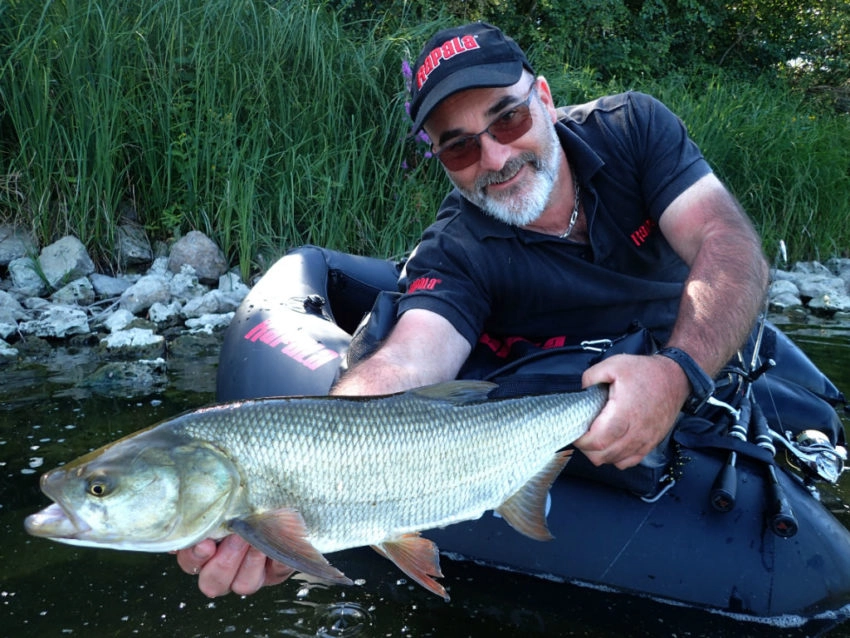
[439,140,480,170]
[437,103,534,171]
[490,106,533,143]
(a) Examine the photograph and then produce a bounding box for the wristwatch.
[655,346,715,414]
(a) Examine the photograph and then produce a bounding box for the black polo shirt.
[397,91,713,360]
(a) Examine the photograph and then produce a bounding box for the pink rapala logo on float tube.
[244,318,339,371]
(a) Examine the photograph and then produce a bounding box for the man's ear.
[533,76,559,122]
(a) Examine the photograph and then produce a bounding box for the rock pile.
[770,258,850,319]
[1,223,849,371]
[0,226,249,362]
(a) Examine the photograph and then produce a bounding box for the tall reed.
[1,1,848,279]
[1,1,443,277]
[647,73,850,263]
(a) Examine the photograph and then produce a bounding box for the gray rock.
[19,304,90,338]
[83,358,167,398]
[99,328,166,359]
[792,261,833,277]
[90,273,132,298]
[51,277,96,306]
[149,255,170,276]
[168,231,227,284]
[168,332,224,357]
[827,257,850,292]
[795,275,846,301]
[170,265,208,302]
[103,308,136,333]
[768,279,803,312]
[0,290,27,320]
[216,290,245,313]
[119,275,171,315]
[185,312,235,333]
[0,337,18,358]
[0,225,36,266]
[181,290,227,318]
[117,223,153,267]
[148,300,183,325]
[0,321,18,340]
[219,271,250,296]
[8,256,47,297]
[808,292,850,316]
[22,297,51,310]
[39,236,96,289]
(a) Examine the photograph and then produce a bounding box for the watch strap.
[655,346,715,414]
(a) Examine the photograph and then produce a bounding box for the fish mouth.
[24,502,92,540]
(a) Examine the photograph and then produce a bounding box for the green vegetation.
[1,0,848,279]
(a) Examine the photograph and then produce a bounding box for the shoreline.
[2,228,850,398]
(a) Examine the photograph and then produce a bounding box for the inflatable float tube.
[217,245,850,619]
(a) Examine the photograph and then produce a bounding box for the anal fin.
[373,533,449,601]
[229,508,352,586]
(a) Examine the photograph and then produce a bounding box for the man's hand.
[174,536,295,597]
[575,353,690,469]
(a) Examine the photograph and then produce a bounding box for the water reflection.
[2,320,849,637]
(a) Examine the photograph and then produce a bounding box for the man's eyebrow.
[436,92,525,147]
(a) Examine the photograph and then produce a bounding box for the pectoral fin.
[229,508,352,586]
[495,449,573,541]
[373,533,449,601]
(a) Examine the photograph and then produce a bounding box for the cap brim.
[410,61,525,134]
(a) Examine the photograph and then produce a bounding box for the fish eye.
[87,475,112,498]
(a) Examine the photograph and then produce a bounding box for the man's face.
[424,77,561,227]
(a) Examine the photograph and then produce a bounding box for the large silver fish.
[25,381,606,600]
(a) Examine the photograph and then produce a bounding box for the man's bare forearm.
[665,195,769,376]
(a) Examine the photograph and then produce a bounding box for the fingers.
[576,354,680,468]
[576,406,647,469]
[176,535,296,598]
[197,535,252,598]
[175,538,217,575]
[230,544,275,596]
[265,561,297,587]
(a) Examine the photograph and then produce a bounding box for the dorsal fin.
[409,380,497,405]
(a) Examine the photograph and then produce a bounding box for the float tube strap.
[674,429,776,465]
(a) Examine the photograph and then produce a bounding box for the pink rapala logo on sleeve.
[416,35,480,90]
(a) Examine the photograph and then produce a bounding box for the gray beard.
[451,120,562,227]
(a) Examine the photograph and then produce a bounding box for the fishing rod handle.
[765,464,799,538]
[710,451,738,512]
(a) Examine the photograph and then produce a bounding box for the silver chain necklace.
[560,168,581,239]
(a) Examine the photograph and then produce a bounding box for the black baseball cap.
[409,23,534,133]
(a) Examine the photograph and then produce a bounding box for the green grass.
[644,73,850,264]
[1,1,848,280]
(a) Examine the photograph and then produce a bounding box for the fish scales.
[169,385,606,552]
[25,381,607,599]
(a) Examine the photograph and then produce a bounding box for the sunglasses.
[433,85,536,171]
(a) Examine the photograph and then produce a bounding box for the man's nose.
[477,132,513,172]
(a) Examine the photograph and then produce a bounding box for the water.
[2,320,850,638]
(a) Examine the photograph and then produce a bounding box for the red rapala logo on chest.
[408,277,442,293]
[630,218,656,247]
[416,35,480,90]
[480,333,567,358]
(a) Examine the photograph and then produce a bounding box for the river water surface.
[2,319,850,637]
